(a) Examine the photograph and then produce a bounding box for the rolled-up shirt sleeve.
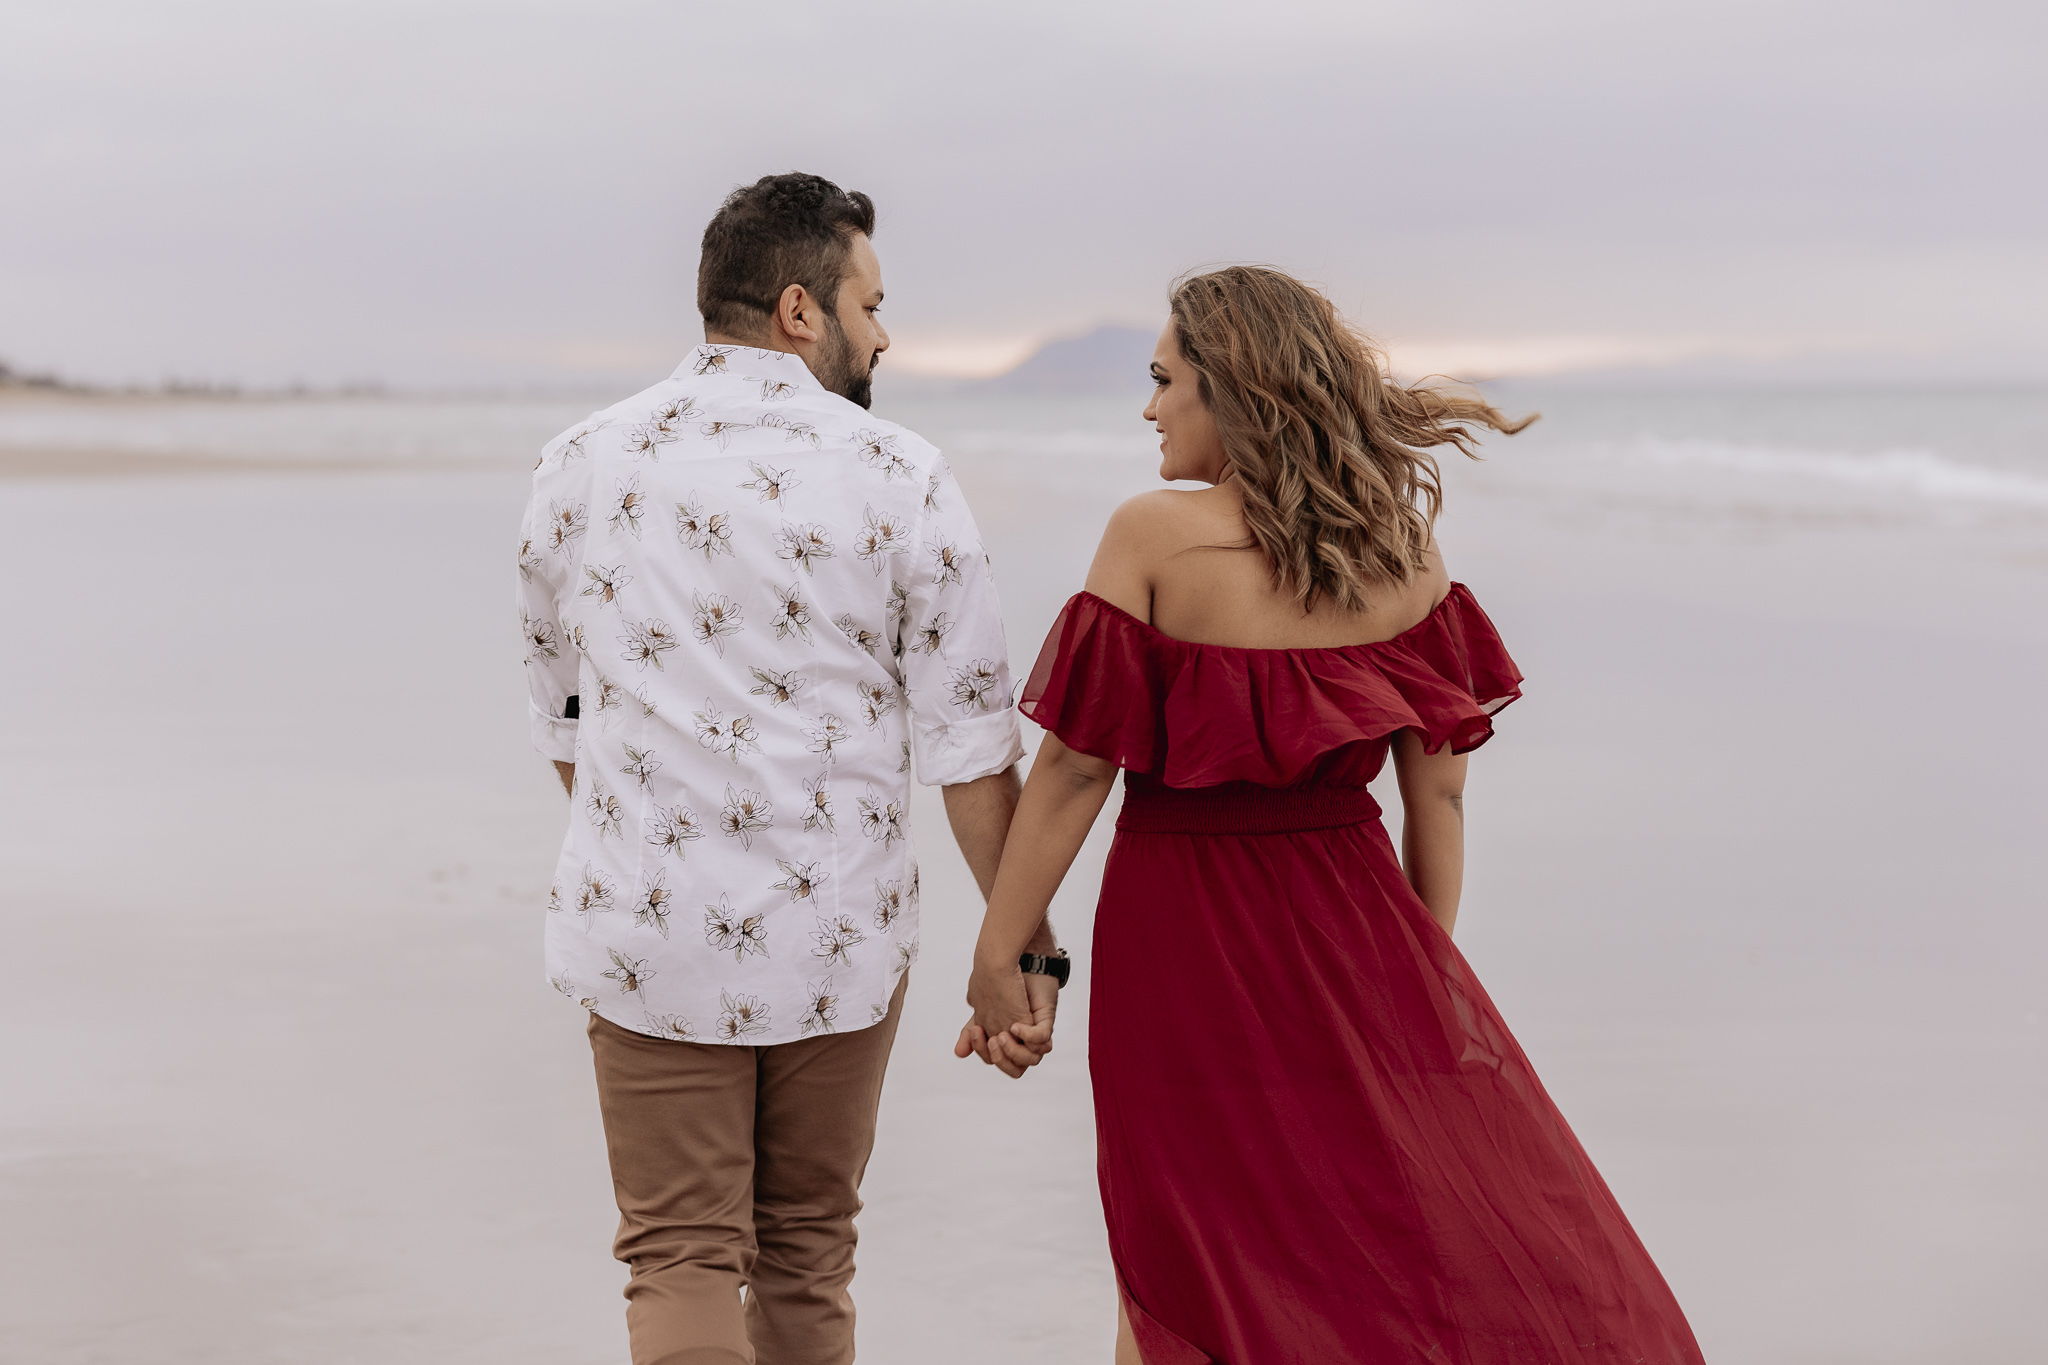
[516,490,580,764]
[897,458,1025,786]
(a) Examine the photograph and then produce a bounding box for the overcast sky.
[3,0,2043,388]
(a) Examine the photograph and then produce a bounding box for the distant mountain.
[981,326,1158,394]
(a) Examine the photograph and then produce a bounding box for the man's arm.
[941,764,1022,895]
[943,764,1055,942]
[553,760,575,796]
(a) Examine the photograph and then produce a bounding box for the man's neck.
[703,330,796,356]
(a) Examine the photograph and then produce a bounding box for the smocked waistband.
[1115,781,1382,835]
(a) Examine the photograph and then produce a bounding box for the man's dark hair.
[697,173,876,338]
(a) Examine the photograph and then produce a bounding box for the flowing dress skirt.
[1090,780,1704,1365]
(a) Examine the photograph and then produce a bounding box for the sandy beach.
[0,387,2043,1363]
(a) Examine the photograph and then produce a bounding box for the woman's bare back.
[1083,483,1451,649]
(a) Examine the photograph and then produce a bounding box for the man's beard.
[817,314,878,410]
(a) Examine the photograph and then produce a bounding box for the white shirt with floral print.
[517,344,1024,1045]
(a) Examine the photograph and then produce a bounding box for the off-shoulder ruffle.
[1018,584,1522,788]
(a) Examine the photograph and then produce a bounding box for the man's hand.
[955,960,1059,1079]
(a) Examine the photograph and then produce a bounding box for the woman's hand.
[955,958,1058,1078]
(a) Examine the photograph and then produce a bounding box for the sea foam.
[1629,439,2048,508]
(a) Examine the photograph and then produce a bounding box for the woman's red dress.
[1020,586,1704,1365]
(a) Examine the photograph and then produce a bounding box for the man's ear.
[774,283,821,345]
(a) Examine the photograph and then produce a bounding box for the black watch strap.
[1018,950,1071,986]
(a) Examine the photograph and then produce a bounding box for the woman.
[957,267,1704,1364]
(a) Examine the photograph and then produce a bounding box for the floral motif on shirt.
[523,611,560,661]
[676,496,735,560]
[719,785,773,850]
[582,563,631,607]
[772,859,829,902]
[811,916,865,967]
[801,775,836,832]
[586,782,625,839]
[693,702,762,763]
[620,744,661,788]
[855,429,913,480]
[634,870,673,938]
[758,411,821,448]
[602,948,655,995]
[742,460,799,504]
[855,679,898,729]
[611,476,650,537]
[557,421,607,464]
[910,613,952,656]
[770,582,815,643]
[705,895,769,962]
[805,713,851,762]
[873,879,903,931]
[928,536,965,587]
[646,1014,696,1041]
[644,804,706,859]
[622,421,680,461]
[802,977,841,1036]
[717,989,771,1040]
[856,788,906,849]
[653,396,699,429]
[835,613,882,654]
[701,420,753,450]
[748,666,806,707]
[573,864,617,929]
[621,618,680,670]
[691,593,743,655]
[776,523,835,575]
[547,499,588,552]
[855,504,911,571]
[948,659,1001,712]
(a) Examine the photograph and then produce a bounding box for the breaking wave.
[1629,439,2048,508]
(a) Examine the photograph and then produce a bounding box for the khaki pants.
[586,975,907,1365]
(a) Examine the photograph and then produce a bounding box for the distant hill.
[980,326,1157,395]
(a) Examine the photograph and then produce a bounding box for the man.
[516,173,1061,1365]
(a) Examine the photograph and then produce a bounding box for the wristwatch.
[1018,949,1071,987]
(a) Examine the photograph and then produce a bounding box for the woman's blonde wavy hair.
[1169,266,1535,613]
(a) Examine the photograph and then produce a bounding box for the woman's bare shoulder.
[1082,490,1230,619]
[1102,487,1229,541]
[1417,537,1452,603]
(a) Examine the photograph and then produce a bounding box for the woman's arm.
[958,733,1119,1074]
[954,492,1170,1075]
[1391,729,1469,935]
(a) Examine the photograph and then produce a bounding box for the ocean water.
[0,380,2043,1364]
[4,384,2046,516]
[886,384,2048,523]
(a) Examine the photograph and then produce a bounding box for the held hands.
[955,956,1059,1080]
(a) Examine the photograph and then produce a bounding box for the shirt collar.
[673,343,822,393]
